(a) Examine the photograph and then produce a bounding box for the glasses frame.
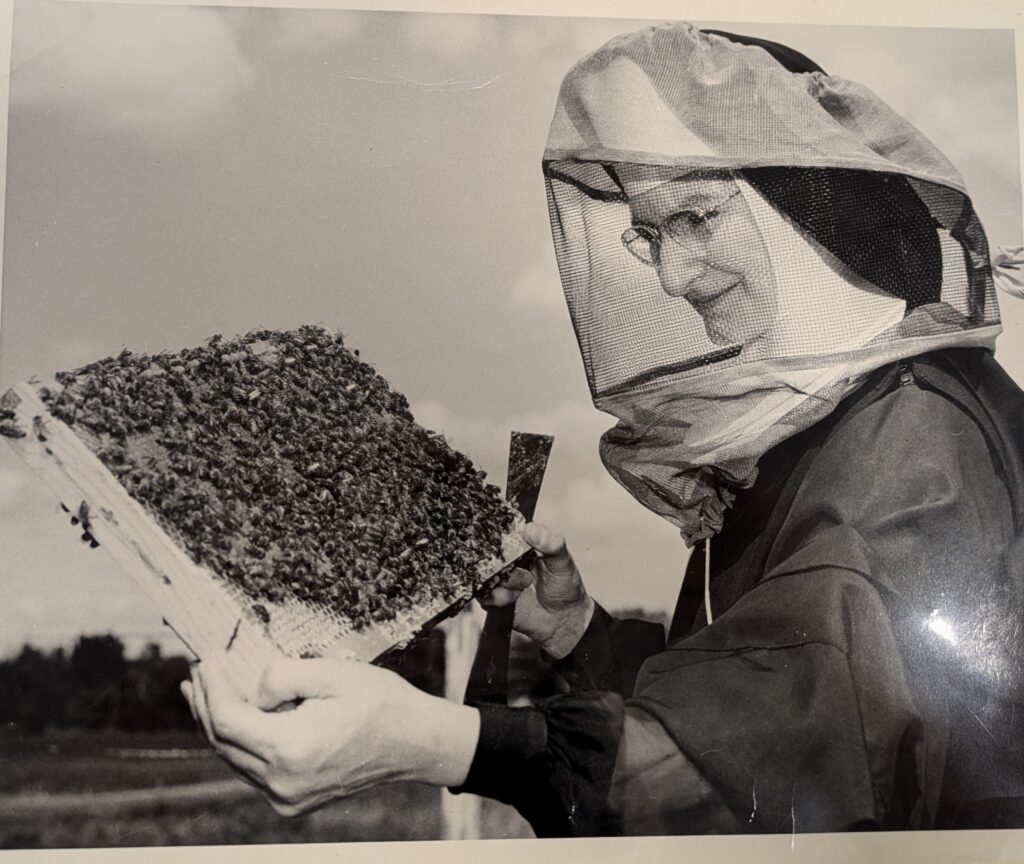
[621,186,744,267]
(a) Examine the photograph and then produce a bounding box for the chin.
[703,321,769,348]
[703,328,736,347]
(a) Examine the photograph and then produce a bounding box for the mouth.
[688,280,740,311]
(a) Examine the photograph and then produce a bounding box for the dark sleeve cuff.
[549,604,666,696]
[452,693,626,837]
[450,703,548,802]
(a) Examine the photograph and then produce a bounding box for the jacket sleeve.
[547,603,666,696]
[456,568,914,835]
[452,605,668,836]
[457,382,1019,835]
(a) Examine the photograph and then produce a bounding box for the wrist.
[390,689,481,787]
[540,593,595,660]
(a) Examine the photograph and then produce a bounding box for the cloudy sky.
[0,1,1021,658]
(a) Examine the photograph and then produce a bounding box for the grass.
[0,728,532,848]
[1,728,228,795]
[2,782,446,848]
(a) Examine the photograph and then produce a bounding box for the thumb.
[524,522,575,576]
[257,657,344,711]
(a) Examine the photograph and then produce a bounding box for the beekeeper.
[183,24,1024,833]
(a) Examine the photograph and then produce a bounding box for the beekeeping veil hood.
[544,24,1003,545]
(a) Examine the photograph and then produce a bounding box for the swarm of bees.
[35,326,516,630]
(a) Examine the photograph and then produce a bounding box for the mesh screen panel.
[542,23,1002,542]
[548,165,998,402]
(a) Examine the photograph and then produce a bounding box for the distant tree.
[69,634,127,686]
[611,607,671,634]
[41,646,73,729]
[0,646,71,733]
[139,652,192,730]
[69,634,126,729]
[0,634,203,733]
[117,642,193,731]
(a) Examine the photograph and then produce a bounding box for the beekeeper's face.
[624,174,777,346]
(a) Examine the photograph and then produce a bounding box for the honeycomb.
[15,326,516,631]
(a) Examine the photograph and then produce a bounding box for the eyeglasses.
[621,187,743,267]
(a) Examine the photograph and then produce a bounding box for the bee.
[75,501,100,548]
[0,418,25,439]
[29,415,49,442]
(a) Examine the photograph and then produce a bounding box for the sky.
[0,2,1022,658]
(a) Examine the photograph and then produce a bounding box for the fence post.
[438,604,485,840]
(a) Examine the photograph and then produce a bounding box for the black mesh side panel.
[744,167,944,310]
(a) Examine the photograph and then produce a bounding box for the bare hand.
[481,522,594,659]
[180,657,480,816]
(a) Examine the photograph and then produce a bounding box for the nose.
[655,242,709,299]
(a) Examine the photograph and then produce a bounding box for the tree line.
[0,635,193,733]
[0,630,448,735]
[1,609,667,735]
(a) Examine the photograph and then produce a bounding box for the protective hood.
[544,23,1002,544]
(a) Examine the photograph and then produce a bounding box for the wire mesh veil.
[543,24,1001,543]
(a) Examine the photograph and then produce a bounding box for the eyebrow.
[630,196,716,228]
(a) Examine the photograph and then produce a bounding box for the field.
[0,728,531,848]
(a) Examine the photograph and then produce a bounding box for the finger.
[188,672,274,790]
[479,568,531,608]
[195,663,273,760]
[257,657,345,711]
[190,664,216,744]
[479,586,522,608]
[500,567,534,591]
[524,522,576,575]
[180,680,199,727]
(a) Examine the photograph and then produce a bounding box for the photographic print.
[1,0,1023,858]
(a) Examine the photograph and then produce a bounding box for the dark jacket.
[457,348,1024,836]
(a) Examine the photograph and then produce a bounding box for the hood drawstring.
[704,534,714,625]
